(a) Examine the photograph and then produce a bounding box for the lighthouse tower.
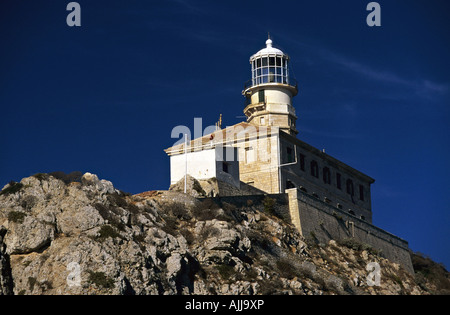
[242,37,298,136]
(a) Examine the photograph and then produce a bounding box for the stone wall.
[203,189,414,274]
[279,133,375,223]
[237,130,281,194]
[286,188,414,274]
[196,178,266,197]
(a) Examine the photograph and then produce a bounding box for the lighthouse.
[163,37,417,274]
[242,37,299,136]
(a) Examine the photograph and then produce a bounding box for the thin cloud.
[322,51,410,85]
[318,49,449,100]
[283,36,449,101]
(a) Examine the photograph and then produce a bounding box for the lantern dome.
[244,37,297,93]
[250,39,286,60]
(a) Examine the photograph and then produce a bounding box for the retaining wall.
[286,188,414,274]
[200,189,414,274]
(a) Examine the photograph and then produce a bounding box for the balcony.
[243,76,298,92]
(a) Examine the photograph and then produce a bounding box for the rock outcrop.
[0,173,448,295]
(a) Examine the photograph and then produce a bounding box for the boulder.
[169,175,206,197]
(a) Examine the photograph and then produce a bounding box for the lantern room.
[242,37,299,136]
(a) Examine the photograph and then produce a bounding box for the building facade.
[165,38,413,272]
[166,37,374,223]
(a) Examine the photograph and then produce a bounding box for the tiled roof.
[164,122,276,155]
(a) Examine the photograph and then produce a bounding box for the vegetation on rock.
[0,172,448,295]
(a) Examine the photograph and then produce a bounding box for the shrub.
[338,238,361,250]
[107,193,128,208]
[216,264,234,280]
[412,252,450,294]
[191,199,223,221]
[262,196,276,216]
[96,225,121,241]
[21,195,37,210]
[179,228,195,245]
[200,225,221,241]
[8,211,27,224]
[337,238,381,256]
[93,203,125,232]
[170,202,190,220]
[87,271,115,289]
[220,202,242,222]
[257,278,284,294]
[28,277,37,291]
[49,171,83,184]
[276,258,297,278]
[161,215,179,236]
[32,173,49,181]
[0,181,24,196]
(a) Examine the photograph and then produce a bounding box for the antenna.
[215,114,222,130]
[184,134,187,193]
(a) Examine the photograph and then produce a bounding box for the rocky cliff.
[0,173,448,295]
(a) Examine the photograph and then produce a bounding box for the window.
[359,184,364,201]
[323,167,331,184]
[260,116,265,125]
[262,57,268,67]
[336,173,342,189]
[286,147,293,163]
[222,162,229,173]
[311,160,319,178]
[286,180,295,189]
[258,90,265,103]
[245,147,254,164]
[269,69,275,82]
[300,154,305,171]
[346,179,354,196]
[251,55,289,86]
[276,57,281,67]
[269,57,275,66]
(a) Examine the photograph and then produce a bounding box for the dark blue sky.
[1,1,449,268]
